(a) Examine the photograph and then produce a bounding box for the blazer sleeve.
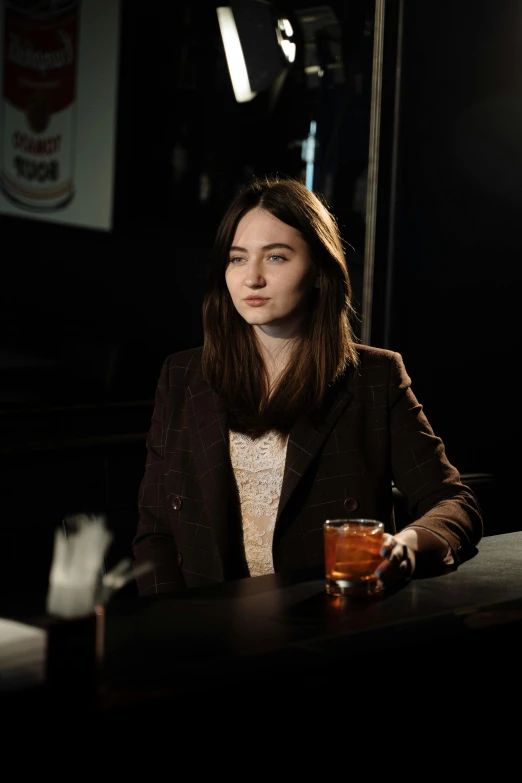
[132,355,187,595]
[388,351,483,564]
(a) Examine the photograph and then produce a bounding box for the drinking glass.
[323,518,384,596]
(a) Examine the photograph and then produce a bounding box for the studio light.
[216,0,296,103]
[217,3,343,104]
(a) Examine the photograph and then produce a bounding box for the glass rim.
[324,518,384,528]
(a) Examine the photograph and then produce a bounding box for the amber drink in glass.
[324,518,384,596]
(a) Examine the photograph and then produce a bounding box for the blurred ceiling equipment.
[216,2,343,104]
[292,5,344,90]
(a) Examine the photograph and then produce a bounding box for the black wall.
[387,0,521,513]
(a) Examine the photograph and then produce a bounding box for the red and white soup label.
[1,1,81,210]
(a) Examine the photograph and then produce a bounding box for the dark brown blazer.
[132,345,483,595]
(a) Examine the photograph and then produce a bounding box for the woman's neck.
[256,331,299,392]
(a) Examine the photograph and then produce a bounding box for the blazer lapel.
[277,381,354,522]
[184,369,354,566]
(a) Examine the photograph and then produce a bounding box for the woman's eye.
[269,254,284,262]
[229,257,245,265]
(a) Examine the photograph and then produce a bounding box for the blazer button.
[171,495,182,511]
[344,497,358,512]
[177,552,183,566]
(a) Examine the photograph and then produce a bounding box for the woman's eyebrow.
[229,242,295,252]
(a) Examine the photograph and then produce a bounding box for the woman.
[132,175,483,595]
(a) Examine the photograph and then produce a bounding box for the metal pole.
[361,0,386,346]
[383,0,404,348]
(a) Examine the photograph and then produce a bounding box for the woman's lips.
[245,297,269,306]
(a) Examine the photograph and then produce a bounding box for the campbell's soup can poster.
[0,0,120,230]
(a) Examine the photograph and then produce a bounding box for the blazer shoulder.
[163,346,203,379]
[355,343,402,366]
[164,345,203,367]
[351,344,410,387]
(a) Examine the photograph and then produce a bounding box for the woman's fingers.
[376,535,415,588]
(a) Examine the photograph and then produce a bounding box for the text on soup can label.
[1,1,81,210]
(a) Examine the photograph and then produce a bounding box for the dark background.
[1,0,520,599]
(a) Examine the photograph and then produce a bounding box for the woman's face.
[225,207,317,339]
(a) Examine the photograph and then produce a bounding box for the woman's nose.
[245,263,265,287]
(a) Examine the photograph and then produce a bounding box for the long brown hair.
[202,175,359,436]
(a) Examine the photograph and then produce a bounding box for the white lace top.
[229,429,289,577]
